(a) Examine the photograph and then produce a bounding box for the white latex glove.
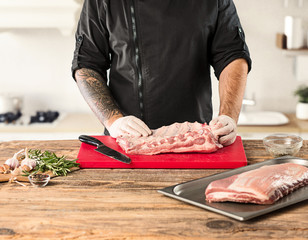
[209,115,237,146]
[108,116,152,138]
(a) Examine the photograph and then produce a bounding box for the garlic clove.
[20,148,36,171]
[5,149,24,169]
[15,149,25,161]
[2,164,11,173]
[21,165,32,172]
[11,166,22,177]
[0,165,10,174]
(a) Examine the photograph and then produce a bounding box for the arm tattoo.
[75,68,122,126]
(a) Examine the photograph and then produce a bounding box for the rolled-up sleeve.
[210,0,252,79]
[71,0,110,80]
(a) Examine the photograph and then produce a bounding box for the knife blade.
[79,135,131,164]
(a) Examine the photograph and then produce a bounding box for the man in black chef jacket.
[71,0,252,146]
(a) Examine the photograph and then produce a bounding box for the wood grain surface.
[0,139,307,240]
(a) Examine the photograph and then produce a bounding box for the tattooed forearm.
[75,68,123,128]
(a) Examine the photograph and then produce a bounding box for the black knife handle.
[79,135,104,147]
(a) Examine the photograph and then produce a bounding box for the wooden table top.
[0,139,307,240]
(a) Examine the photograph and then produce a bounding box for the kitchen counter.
[0,113,103,133]
[237,113,307,139]
[2,112,308,141]
[237,114,299,133]
[0,113,104,141]
[0,139,307,239]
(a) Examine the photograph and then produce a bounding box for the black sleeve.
[71,0,110,81]
[210,0,252,79]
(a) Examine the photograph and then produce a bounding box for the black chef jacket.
[71,0,252,129]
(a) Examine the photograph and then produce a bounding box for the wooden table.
[0,139,307,240]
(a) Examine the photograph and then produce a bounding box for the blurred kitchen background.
[0,0,308,141]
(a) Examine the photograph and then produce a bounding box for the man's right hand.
[108,116,152,138]
[209,115,237,146]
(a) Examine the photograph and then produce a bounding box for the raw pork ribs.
[116,121,223,155]
[205,163,308,204]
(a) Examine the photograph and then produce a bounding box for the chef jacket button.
[77,36,83,42]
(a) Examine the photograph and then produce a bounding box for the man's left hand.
[209,115,237,146]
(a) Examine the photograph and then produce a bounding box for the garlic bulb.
[5,149,24,169]
[21,148,36,171]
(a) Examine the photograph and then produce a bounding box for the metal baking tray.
[158,157,308,221]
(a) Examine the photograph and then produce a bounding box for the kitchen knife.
[79,135,131,164]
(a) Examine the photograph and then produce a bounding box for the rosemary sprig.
[22,149,79,176]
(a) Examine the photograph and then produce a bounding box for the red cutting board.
[76,136,247,169]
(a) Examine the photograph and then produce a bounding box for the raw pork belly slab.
[116,121,223,155]
[205,163,308,204]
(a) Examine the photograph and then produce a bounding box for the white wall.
[212,0,308,114]
[0,0,308,116]
[224,0,307,112]
[0,28,89,115]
